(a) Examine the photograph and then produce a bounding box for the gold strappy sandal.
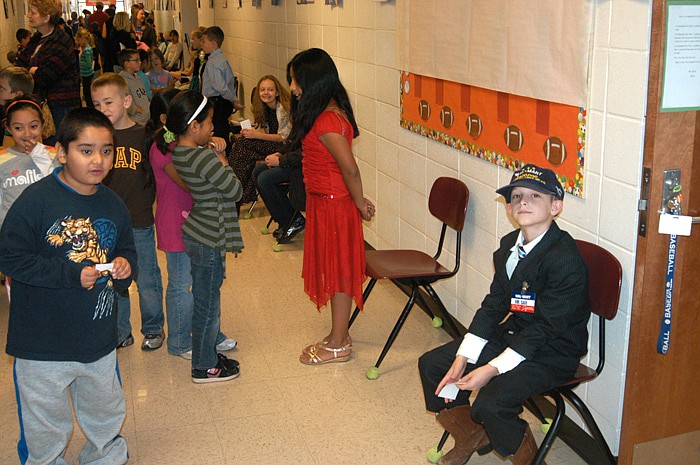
[300,342,352,365]
[302,336,353,355]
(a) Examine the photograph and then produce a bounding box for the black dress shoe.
[277,216,305,244]
[272,227,283,239]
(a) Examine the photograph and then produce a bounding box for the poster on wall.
[3,0,8,19]
[400,73,586,197]
[660,0,700,112]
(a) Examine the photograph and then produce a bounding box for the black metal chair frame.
[348,177,469,378]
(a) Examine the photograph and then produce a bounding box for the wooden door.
[617,1,700,464]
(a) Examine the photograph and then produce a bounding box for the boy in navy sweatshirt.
[0,108,136,464]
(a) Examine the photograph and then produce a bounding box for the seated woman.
[228,75,292,207]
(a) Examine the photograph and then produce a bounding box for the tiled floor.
[0,207,588,464]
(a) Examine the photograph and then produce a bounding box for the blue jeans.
[117,225,164,342]
[165,251,229,355]
[183,235,223,370]
[253,163,295,228]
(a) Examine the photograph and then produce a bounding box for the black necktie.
[517,244,527,260]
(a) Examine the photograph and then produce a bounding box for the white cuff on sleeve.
[488,347,526,374]
[456,333,488,364]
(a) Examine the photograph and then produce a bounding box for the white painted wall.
[197,0,215,30]
[0,3,21,69]
[201,0,652,454]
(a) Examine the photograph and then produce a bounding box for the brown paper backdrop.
[397,0,593,107]
[397,0,592,197]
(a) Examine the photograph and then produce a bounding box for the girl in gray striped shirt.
[160,90,243,383]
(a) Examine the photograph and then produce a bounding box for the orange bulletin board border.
[400,72,587,198]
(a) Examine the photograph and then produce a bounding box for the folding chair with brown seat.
[527,239,622,465]
[428,239,622,465]
[348,177,469,380]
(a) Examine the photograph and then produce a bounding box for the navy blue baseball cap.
[496,164,564,202]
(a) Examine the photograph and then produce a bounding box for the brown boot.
[510,425,541,465]
[436,405,492,465]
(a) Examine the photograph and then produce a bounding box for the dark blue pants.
[253,163,295,229]
[418,337,572,455]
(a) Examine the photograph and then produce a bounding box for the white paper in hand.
[438,383,460,400]
[240,119,252,130]
[95,263,114,272]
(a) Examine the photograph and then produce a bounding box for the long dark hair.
[147,87,181,154]
[287,48,358,144]
[141,25,157,48]
[4,96,44,125]
[155,90,213,152]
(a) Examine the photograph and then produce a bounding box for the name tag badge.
[511,292,536,313]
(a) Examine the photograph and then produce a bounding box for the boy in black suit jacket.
[418,164,591,465]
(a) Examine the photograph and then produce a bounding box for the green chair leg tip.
[427,446,443,463]
[366,366,379,380]
[242,211,252,219]
[261,226,269,235]
[540,417,553,434]
[431,316,443,328]
[272,243,282,252]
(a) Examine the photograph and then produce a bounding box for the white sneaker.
[178,339,236,359]
[216,338,237,352]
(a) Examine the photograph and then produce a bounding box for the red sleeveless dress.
[301,110,366,310]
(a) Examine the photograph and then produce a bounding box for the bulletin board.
[397,0,593,197]
[400,74,586,197]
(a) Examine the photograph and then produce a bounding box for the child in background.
[88,21,103,76]
[91,72,165,351]
[147,89,237,359]
[137,49,154,101]
[0,66,34,146]
[147,48,173,92]
[288,48,375,365]
[117,49,150,125]
[0,98,58,229]
[171,27,206,91]
[0,67,34,106]
[76,28,96,108]
[164,30,183,71]
[200,26,237,153]
[0,107,136,464]
[15,29,31,56]
[157,32,168,54]
[229,74,292,208]
[0,97,57,298]
[164,90,242,383]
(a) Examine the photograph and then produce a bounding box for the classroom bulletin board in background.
[397,0,594,197]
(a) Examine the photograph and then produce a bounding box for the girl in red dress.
[288,48,376,365]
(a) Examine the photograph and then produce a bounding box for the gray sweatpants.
[13,350,128,465]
